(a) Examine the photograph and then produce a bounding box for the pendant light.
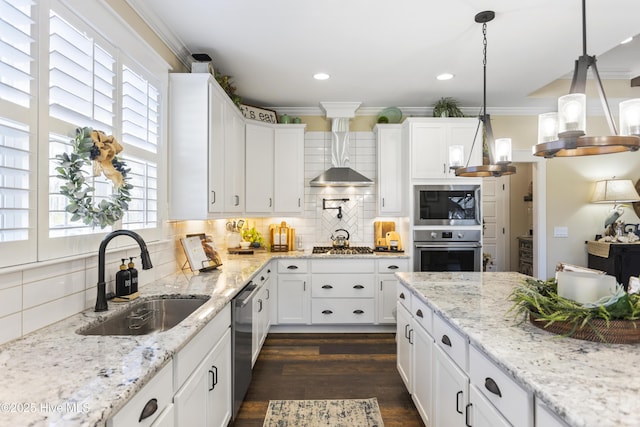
[454,11,516,178]
[532,0,640,158]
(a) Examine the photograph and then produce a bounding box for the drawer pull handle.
[258,299,263,313]
[353,309,364,314]
[441,334,452,347]
[456,390,463,414]
[399,292,405,300]
[322,310,333,315]
[388,265,399,270]
[139,398,158,422]
[416,309,423,318]
[484,377,502,397]
[465,403,472,427]
[322,285,333,289]
[353,284,364,289]
[287,265,299,270]
[404,323,410,339]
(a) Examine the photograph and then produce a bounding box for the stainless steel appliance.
[231,281,259,420]
[312,246,374,255]
[414,184,481,226]
[413,229,481,272]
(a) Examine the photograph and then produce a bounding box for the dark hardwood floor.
[230,333,424,427]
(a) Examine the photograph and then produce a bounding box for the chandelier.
[532,0,640,158]
[454,11,516,178]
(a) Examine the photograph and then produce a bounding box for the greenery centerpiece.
[509,277,640,343]
[241,226,264,247]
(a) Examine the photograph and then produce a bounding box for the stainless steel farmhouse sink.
[78,296,210,336]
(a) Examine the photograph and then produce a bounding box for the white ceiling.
[127,0,640,115]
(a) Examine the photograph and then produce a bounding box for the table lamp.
[590,179,640,233]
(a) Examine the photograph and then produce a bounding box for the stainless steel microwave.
[413,185,481,226]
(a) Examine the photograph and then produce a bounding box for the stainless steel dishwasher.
[231,281,258,420]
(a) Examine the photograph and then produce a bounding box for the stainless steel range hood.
[310,102,373,187]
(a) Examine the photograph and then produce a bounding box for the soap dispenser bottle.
[115,258,131,297]
[128,256,138,294]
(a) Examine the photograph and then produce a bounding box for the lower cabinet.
[411,299,434,426]
[433,345,468,427]
[252,277,271,367]
[469,385,510,427]
[277,260,310,324]
[377,258,409,324]
[173,304,232,427]
[396,301,413,390]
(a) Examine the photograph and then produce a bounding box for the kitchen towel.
[262,398,384,427]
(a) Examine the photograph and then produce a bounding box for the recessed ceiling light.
[620,36,633,45]
[313,73,330,80]
[437,73,454,81]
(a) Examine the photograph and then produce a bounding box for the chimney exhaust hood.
[310,102,374,187]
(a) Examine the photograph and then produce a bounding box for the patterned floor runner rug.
[262,398,384,427]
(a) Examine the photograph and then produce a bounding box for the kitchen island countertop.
[0,250,407,426]
[396,271,640,427]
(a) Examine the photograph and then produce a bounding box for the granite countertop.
[0,250,407,426]
[396,271,640,427]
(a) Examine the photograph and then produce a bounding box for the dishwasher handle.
[235,282,259,308]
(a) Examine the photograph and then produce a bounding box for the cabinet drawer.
[311,274,374,298]
[278,259,308,273]
[174,303,231,387]
[108,362,173,427]
[412,297,433,335]
[397,282,412,311]
[433,313,468,372]
[311,259,375,273]
[311,299,375,323]
[377,258,409,273]
[470,345,533,427]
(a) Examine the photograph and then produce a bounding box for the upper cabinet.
[404,118,482,180]
[375,124,406,216]
[168,73,245,219]
[245,122,305,215]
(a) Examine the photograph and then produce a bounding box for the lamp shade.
[590,179,640,203]
[449,145,464,168]
[619,99,640,136]
[537,112,559,143]
[558,93,586,137]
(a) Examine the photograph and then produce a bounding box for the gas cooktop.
[312,246,374,255]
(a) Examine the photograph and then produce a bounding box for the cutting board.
[374,221,395,247]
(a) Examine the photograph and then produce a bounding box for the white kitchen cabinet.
[277,260,310,324]
[376,258,409,324]
[224,104,246,213]
[375,124,406,215]
[433,345,469,427]
[252,265,272,367]
[411,298,434,427]
[535,399,570,427]
[173,304,232,427]
[168,73,244,219]
[469,344,533,426]
[245,123,305,214]
[107,362,173,427]
[404,117,481,180]
[469,385,511,427]
[396,301,413,391]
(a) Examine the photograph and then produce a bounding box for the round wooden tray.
[529,313,640,344]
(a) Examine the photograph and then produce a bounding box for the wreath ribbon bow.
[90,130,124,188]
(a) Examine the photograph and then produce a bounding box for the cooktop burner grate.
[312,246,374,255]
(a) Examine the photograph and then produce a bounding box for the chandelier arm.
[590,61,619,135]
[483,114,496,165]
[464,117,483,168]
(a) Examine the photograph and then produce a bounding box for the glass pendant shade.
[619,98,640,136]
[495,138,512,163]
[449,145,464,168]
[537,112,559,143]
[558,93,586,137]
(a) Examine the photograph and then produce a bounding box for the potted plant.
[241,226,264,248]
[432,97,464,118]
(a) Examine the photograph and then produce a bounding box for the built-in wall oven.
[413,229,482,272]
[414,184,481,226]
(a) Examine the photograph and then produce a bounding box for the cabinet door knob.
[484,377,502,397]
[353,309,364,314]
[139,398,158,422]
[322,310,333,315]
[399,292,405,300]
[416,309,423,318]
[322,284,333,289]
[441,334,452,347]
[353,284,364,289]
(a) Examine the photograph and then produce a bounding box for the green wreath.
[55,127,132,229]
